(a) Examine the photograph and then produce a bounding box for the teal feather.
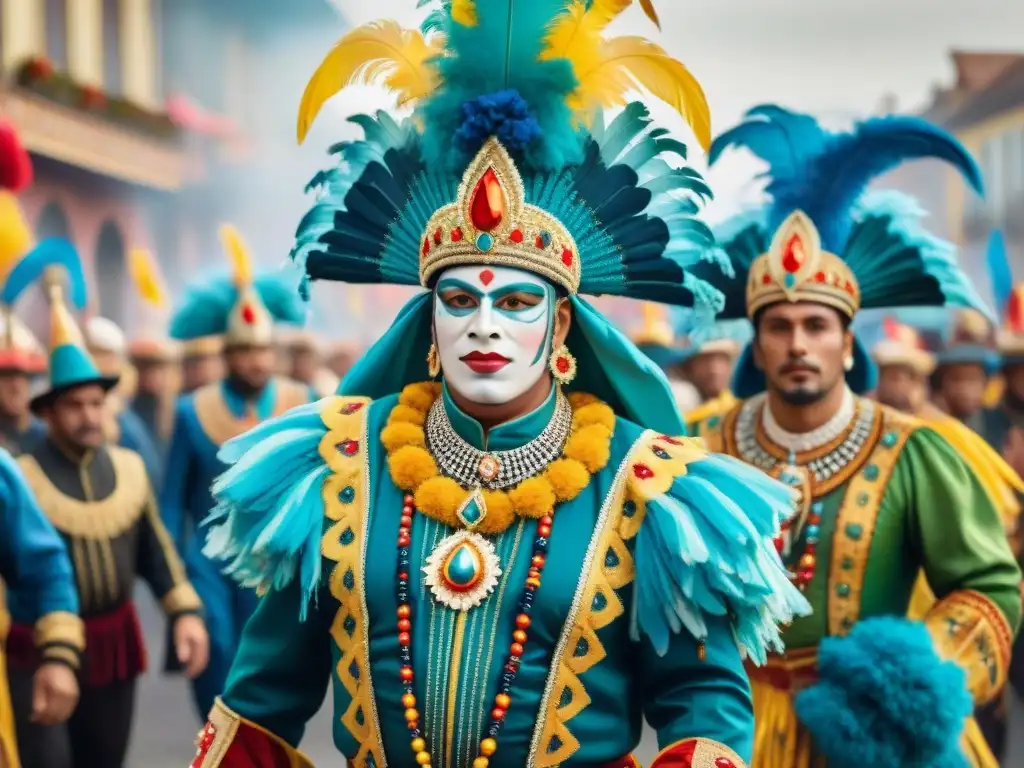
[986,230,1012,321]
[169,269,306,341]
[1,239,87,308]
[632,452,810,661]
[417,0,582,171]
[205,401,330,618]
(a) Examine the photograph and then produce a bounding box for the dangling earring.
[427,343,441,378]
[843,355,854,372]
[548,344,577,385]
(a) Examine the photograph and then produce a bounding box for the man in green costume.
[691,105,1022,768]
[182,2,813,767]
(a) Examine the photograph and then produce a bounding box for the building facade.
[1,0,341,334]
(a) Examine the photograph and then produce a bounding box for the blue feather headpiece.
[291,0,725,313]
[690,105,986,323]
[689,105,987,397]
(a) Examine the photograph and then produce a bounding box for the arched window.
[95,220,126,324]
[35,201,71,240]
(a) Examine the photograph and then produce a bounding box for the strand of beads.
[782,501,822,593]
[394,489,555,768]
[472,512,552,768]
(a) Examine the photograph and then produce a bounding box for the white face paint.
[433,265,555,405]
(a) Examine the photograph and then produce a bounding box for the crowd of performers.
[2,1,1024,767]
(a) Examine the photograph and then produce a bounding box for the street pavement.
[127,585,1021,767]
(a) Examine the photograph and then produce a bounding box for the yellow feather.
[544,0,630,62]
[219,224,253,287]
[297,21,441,144]
[128,248,167,308]
[570,36,711,152]
[451,0,478,26]
[637,0,661,28]
[0,192,33,283]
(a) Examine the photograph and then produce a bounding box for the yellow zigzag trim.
[318,395,384,766]
[535,431,704,766]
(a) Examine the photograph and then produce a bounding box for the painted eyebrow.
[490,282,547,299]
[435,278,484,299]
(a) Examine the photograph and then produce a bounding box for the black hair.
[751,303,852,336]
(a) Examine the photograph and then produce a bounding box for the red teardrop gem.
[433,227,442,245]
[781,234,804,273]
[422,237,430,256]
[632,463,654,479]
[241,305,255,324]
[469,168,505,232]
[561,247,573,266]
[451,227,463,242]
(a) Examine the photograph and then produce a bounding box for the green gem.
[708,415,721,428]
[845,523,863,540]
[863,464,879,481]
[456,490,488,528]
[841,556,854,570]
[475,232,494,251]
[836,583,851,598]
[445,545,479,587]
[882,431,898,447]
[857,492,870,506]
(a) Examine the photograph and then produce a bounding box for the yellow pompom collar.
[382,382,615,534]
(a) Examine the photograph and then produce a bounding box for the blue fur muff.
[795,616,972,768]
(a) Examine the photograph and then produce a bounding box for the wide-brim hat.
[30,342,119,413]
[871,340,936,376]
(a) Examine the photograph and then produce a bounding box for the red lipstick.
[460,351,510,374]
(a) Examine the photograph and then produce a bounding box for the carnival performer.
[0,447,84,768]
[3,244,208,767]
[180,336,225,393]
[188,4,811,767]
[680,316,749,430]
[126,248,180,455]
[630,303,700,413]
[161,223,308,720]
[690,106,1022,768]
[933,308,1007,449]
[0,121,53,456]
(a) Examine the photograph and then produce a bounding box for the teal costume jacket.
[196,385,804,768]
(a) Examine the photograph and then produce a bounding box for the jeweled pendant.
[478,455,500,483]
[424,531,501,611]
[457,487,488,529]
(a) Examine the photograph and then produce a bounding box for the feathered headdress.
[289,0,728,433]
[169,225,305,347]
[691,105,987,395]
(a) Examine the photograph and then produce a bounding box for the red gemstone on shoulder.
[632,463,654,479]
[340,440,359,456]
[469,168,505,232]
[715,758,736,768]
[342,402,364,414]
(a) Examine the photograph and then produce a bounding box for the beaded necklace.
[383,383,616,767]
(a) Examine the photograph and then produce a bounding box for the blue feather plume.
[795,616,971,768]
[169,269,306,341]
[986,230,1012,322]
[1,238,87,308]
[710,105,983,253]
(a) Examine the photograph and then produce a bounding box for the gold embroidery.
[99,538,118,603]
[198,697,315,768]
[33,611,85,652]
[71,539,90,607]
[652,737,748,767]
[924,589,1014,705]
[17,448,148,539]
[532,430,705,766]
[162,583,202,615]
[318,395,384,766]
[193,377,310,447]
[445,612,469,763]
[827,407,915,637]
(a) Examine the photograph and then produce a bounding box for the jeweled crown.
[746,211,861,319]
[419,139,581,293]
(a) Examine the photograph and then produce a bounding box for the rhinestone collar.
[735,394,876,485]
[425,390,573,490]
[762,387,855,453]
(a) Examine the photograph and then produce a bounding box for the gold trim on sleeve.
[195,697,316,768]
[161,582,202,615]
[39,645,81,669]
[33,611,85,652]
[826,407,914,637]
[924,589,1014,705]
[318,395,385,767]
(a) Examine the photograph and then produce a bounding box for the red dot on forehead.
[479,269,495,286]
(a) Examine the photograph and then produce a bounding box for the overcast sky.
[317,0,1024,221]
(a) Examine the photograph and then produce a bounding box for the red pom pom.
[0,121,33,192]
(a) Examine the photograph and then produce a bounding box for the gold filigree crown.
[746,211,861,319]
[419,139,580,293]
